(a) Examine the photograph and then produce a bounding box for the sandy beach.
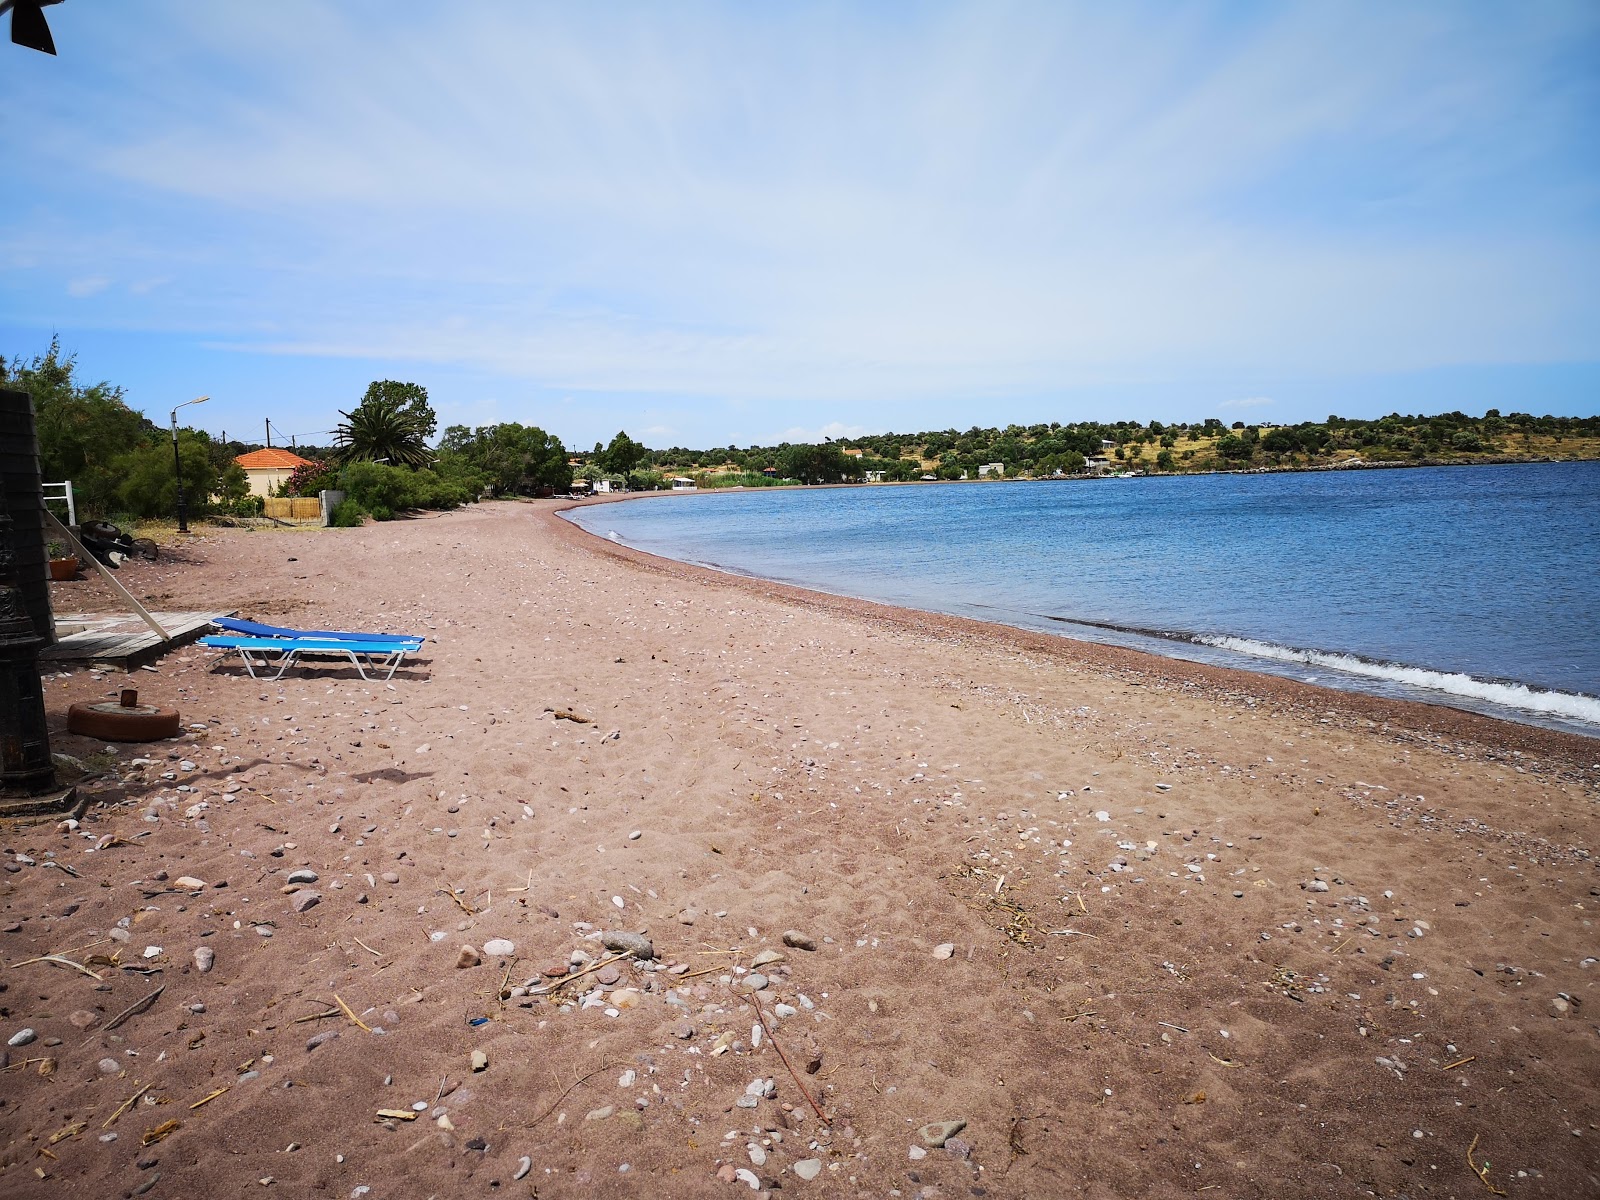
[3,498,1596,1199]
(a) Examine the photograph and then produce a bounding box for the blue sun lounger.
[199,635,421,682]
[211,616,424,647]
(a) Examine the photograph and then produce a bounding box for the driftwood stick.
[103,984,165,1032]
[749,992,830,1126]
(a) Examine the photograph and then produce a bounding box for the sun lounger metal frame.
[199,635,419,682]
[211,616,424,646]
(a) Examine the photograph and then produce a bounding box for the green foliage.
[436,422,570,494]
[775,442,856,484]
[2,337,159,518]
[114,432,223,518]
[277,460,340,497]
[334,381,437,468]
[328,498,365,527]
[336,460,472,521]
[599,430,648,477]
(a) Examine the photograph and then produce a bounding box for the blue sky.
[3,2,1596,450]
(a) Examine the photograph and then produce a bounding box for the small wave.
[1195,635,1600,725]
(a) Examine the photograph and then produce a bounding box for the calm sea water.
[564,463,1600,736]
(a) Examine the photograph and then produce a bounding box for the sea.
[563,462,1600,738]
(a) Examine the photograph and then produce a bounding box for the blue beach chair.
[199,634,422,682]
[211,615,424,647]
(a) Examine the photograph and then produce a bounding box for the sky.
[2,2,1596,451]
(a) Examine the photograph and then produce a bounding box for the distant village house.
[234,448,312,498]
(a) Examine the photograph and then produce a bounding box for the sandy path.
[2,499,1595,1199]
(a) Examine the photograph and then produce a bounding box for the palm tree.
[333,394,434,468]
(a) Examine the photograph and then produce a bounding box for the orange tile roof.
[235,448,313,470]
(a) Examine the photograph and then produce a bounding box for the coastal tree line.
[6,338,1597,524]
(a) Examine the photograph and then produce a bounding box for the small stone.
[471,1050,488,1072]
[483,938,515,957]
[734,1167,761,1189]
[585,1105,614,1121]
[735,1096,759,1109]
[457,946,482,969]
[678,908,698,925]
[782,930,816,951]
[98,1057,121,1075]
[194,947,215,973]
[748,1144,767,1166]
[8,1028,36,1047]
[794,1158,823,1181]
[741,973,768,991]
[751,949,784,968]
[306,1030,339,1052]
[932,943,955,959]
[601,931,653,959]
[69,1009,100,1030]
[513,1157,531,1181]
[596,965,621,986]
[908,1146,927,1161]
[287,869,319,884]
[381,871,400,884]
[919,1119,967,1148]
[610,988,641,1009]
[1305,880,1330,893]
[628,830,641,840]
[618,1068,636,1088]
[540,962,568,978]
[290,891,322,913]
[174,876,206,890]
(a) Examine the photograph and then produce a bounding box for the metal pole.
[171,409,189,533]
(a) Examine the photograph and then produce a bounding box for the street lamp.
[170,395,209,533]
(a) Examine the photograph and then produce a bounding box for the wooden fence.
[263,497,323,521]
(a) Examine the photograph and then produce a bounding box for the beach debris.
[920,1119,967,1148]
[549,708,591,724]
[457,946,482,969]
[782,930,816,951]
[513,1157,532,1181]
[932,943,955,959]
[471,1049,488,1072]
[601,931,653,959]
[794,1159,823,1181]
[104,984,165,1033]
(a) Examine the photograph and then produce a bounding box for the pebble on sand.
[919,1118,968,1148]
[932,943,956,959]
[194,946,215,973]
[601,931,653,959]
[457,946,482,969]
[781,930,817,951]
[483,938,515,957]
[794,1158,823,1180]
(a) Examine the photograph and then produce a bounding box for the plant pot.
[48,556,79,581]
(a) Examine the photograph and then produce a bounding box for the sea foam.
[1194,635,1600,726]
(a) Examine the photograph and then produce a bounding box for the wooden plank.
[42,510,169,640]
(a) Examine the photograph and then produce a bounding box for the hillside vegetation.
[642,410,1600,483]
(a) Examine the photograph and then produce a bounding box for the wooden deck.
[40,611,235,671]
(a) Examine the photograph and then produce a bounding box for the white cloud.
[66,276,110,298]
[1219,396,1275,410]
[777,422,878,445]
[5,2,1596,427]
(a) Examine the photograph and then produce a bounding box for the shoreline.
[546,499,1600,775]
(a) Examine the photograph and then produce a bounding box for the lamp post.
[170,396,209,533]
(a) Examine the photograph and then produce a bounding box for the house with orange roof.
[234,447,313,497]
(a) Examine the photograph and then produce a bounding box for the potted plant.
[47,541,79,580]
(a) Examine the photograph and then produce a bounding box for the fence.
[263,497,323,522]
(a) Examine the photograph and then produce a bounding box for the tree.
[599,430,648,477]
[115,432,224,518]
[334,381,436,468]
[2,337,158,517]
[436,423,571,493]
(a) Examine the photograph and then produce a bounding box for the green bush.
[336,460,473,521]
[329,498,365,527]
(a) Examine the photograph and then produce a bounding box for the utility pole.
[265,419,272,448]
